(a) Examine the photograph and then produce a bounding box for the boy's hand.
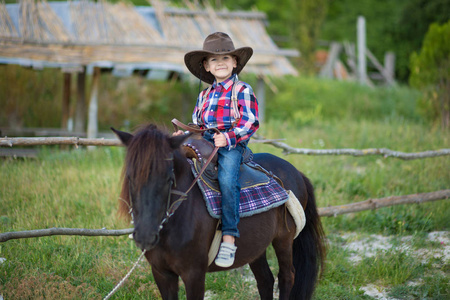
[213,133,227,147]
[172,130,185,136]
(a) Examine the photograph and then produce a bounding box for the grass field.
[1,77,449,299]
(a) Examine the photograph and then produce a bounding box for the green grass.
[1,77,449,299]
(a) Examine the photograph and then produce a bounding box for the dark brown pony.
[113,124,326,300]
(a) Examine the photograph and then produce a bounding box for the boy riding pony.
[174,32,259,267]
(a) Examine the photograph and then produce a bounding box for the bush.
[266,76,422,126]
[409,21,450,129]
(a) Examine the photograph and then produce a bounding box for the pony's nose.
[133,231,159,251]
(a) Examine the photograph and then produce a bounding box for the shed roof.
[0,0,298,79]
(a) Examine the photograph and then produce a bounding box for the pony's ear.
[168,132,193,150]
[111,127,133,146]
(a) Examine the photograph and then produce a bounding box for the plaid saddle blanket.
[188,159,289,219]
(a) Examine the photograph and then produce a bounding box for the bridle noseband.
[127,153,208,245]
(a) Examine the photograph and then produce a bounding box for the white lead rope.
[103,249,147,300]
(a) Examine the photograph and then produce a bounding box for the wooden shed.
[0,0,298,137]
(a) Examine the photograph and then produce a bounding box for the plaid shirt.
[192,74,259,148]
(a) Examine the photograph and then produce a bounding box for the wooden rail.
[1,190,448,242]
[1,136,449,160]
[318,189,450,217]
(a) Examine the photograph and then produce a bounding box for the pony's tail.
[290,175,327,300]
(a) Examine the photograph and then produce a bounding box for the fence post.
[319,42,342,79]
[87,67,101,143]
[384,52,395,84]
[61,73,71,130]
[357,16,367,85]
[74,67,87,134]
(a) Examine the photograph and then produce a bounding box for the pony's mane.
[118,124,172,219]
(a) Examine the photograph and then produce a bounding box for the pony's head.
[112,124,190,250]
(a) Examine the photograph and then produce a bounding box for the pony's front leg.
[180,269,207,300]
[151,266,180,300]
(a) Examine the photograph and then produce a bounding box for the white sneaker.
[215,242,237,268]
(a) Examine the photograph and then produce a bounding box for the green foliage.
[0,65,63,128]
[321,0,409,77]
[288,0,329,73]
[320,0,450,82]
[409,21,450,128]
[0,66,198,130]
[265,76,422,126]
[394,0,450,81]
[96,75,198,131]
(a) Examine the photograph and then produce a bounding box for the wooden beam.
[384,51,395,83]
[2,136,450,160]
[0,227,134,243]
[61,73,71,130]
[74,67,86,133]
[87,67,101,140]
[319,42,342,79]
[366,49,395,86]
[1,190,448,242]
[357,16,367,85]
[319,190,450,217]
[0,137,122,147]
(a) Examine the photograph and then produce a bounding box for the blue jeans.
[203,131,244,238]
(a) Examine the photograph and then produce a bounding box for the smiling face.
[203,54,237,83]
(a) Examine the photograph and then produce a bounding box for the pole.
[87,67,101,140]
[61,73,71,130]
[357,16,367,85]
[74,67,86,134]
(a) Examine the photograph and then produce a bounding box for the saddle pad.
[192,159,270,192]
[188,159,289,219]
[286,190,306,238]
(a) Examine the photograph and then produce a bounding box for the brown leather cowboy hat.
[184,32,253,84]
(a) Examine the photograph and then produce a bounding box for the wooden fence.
[1,136,450,159]
[1,135,448,242]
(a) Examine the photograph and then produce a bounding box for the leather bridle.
[128,119,220,243]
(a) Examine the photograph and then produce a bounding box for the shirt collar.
[212,74,238,90]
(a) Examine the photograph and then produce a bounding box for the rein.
[171,118,220,196]
[164,118,220,219]
[105,122,222,299]
[127,119,220,241]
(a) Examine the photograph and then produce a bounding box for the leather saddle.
[182,133,271,191]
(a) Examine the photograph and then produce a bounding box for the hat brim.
[184,47,253,84]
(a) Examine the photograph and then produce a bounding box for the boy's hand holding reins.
[172,130,185,136]
[213,133,227,147]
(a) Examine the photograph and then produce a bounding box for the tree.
[394,0,450,82]
[409,21,450,129]
[289,0,329,74]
